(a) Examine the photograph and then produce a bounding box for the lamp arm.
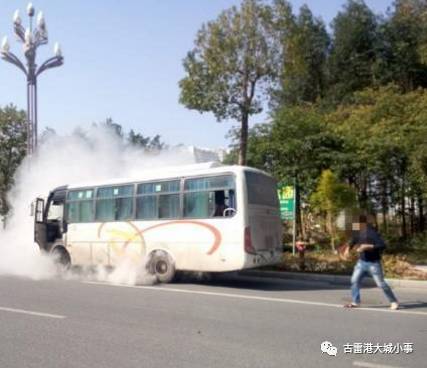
[0,51,27,75]
[34,29,48,48]
[36,56,63,77]
[13,23,26,43]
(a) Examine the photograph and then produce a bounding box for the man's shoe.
[344,303,360,308]
[390,302,399,310]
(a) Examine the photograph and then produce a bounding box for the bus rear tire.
[51,246,71,273]
[148,251,175,283]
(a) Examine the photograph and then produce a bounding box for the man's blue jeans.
[351,260,398,304]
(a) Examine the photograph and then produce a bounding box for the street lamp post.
[0,2,64,155]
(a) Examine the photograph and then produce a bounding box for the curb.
[240,270,427,289]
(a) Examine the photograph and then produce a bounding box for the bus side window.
[214,189,236,217]
[213,191,226,217]
[66,189,94,223]
[95,185,133,222]
[225,189,236,216]
[67,202,79,223]
[96,198,115,221]
[183,175,236,219]
[184,192,212,218]
[136,180,180,220]
[136,195,157,220]
[228,189,236,209]
[158,194,180,219]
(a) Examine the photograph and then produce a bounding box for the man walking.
[344,215,399,310]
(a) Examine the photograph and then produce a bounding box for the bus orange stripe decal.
[98,220,222,255]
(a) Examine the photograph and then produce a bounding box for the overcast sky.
[0,0,392,149]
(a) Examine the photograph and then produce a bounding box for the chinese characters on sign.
[277,185,295,221]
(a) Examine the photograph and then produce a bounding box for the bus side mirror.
[30,202,35,217]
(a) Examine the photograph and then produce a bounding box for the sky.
[0,0,393,149]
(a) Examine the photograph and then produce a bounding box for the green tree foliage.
[311,169,357,249]
[179,0,276,165]
[127,130,166,152]
[225,104,344,236]
[226,83,427,240]
[0,105,27,224]
[327,85,427,235]
[101,117,124,139]
[379,0,427,91]
[274,4,330,105]
[228,105,343,198]
[418,1,427,64]
[327,0,379,103]
[95,118,166,152]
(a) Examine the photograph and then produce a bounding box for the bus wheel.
[148,251,175,283]
[51,246,71,273]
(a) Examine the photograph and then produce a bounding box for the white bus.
[33,162,282,282]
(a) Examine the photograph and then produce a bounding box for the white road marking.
[353,361,405,368]
[84,281,427,316]
[0,306,66,319]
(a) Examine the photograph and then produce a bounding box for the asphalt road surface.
[0,273,426,368]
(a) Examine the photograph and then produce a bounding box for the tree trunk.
[400,179,407,239]
[418,195,425,233]
[327,211,335,251]
[359,175,368,208]
[380,180,388,232]
[410,196,415,236]
[300,208,306,240]
[238,112,249,166]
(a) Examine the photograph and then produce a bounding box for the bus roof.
[66,162,273,190]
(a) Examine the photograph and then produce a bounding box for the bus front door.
[34,198,48,251]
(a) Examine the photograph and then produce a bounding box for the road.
[0,273,426,368]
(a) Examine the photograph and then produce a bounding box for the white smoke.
[0,125,194,283]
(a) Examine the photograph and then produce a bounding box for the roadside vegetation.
[273,248,427,280]
[180,0,427,272]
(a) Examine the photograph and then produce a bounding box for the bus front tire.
[51,246,71,273]
[148,251,175,283]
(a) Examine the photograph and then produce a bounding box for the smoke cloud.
[0,125,195,283]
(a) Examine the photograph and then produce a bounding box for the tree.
[101,117,124,139]
[256,105,343,196]
[275,4,330,105]
[127,130,166,152]
[379,0,427,91]
[327,85,427,236]
[225,104,344,237]
[327,0,379,103]
[0,105,27,225]
[179,0,276,165]
[93,118,166,152]
[311,169,357,250]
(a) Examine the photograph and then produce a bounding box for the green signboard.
[278,185,295,221]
